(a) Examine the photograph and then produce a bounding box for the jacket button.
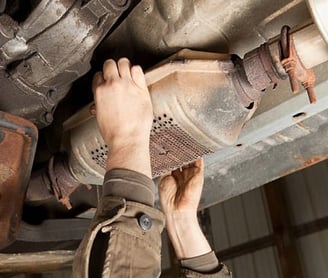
[138,214,152,231]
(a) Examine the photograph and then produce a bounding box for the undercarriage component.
[26,153,84,209]
[280,25,316,103]
[243,43,285,92]
[18,219,90,242]
[0,0,132,127]
[243,23,328,103]
[60,21,328,186]
[62,50,264,184]
[0,250,75,273]
[0,111,38,249]
[0,1,5,13]
[306,0,328,45]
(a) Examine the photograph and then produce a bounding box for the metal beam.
[0,251,74,273]
[215,214,328,263]
[200,61,328,208]
[264,181,305,278]
[201,85,328,208]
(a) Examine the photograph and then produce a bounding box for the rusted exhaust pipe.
[244,22,328,104]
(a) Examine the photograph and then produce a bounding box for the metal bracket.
[280,25,317,104]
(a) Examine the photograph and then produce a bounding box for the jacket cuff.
[180,251,219,273]
[180,262,231,278]
[102,169,155,207]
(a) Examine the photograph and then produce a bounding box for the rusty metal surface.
[26,153,85,209]
[0,0,133,127]
[244,43,286,91]
[280,25,317,103]
[64,50,262,183]
[0,111,38,250]
[48,154,88,209]
[201,101,328,208]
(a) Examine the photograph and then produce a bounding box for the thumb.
[131,65,147,90]
[158,173,174,192]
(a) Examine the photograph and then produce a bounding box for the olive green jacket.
[73,169,231,277]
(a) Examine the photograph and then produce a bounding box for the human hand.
[92,58,152,151]
[159,158,211,259]
[159,158,204,216]
[92,58,153,177]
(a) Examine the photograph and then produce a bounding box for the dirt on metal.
[0,112,38,249]
[280,25,317,104]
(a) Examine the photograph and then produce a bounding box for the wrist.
[108,136,150,152]
[165,210,198,226]
[106,138,151,178]
[165,214,212,259]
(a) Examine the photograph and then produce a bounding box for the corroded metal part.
[243,23,326,104]
[0,112,38,249]
[26,153,86,210]
[48,154,89,209]
[244,43,285,91]
[280,25,317,104]
[63,50,260,183]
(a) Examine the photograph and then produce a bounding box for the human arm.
[159,158,231,277]
[92,58,152,178]
[73,58,164,278]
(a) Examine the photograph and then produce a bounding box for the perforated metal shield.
[64,50,257,185]
[88,116,212,178]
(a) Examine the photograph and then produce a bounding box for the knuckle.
[105,80,124,92]
[94,84,107,96]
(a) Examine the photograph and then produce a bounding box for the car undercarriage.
[0,0,327,272]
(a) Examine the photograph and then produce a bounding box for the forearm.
[166,212,212,260]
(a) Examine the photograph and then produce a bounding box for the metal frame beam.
[201,70,328,207]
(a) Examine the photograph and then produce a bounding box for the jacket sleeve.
[73,169,165,278]
[73,168,231,278]
[180,251,232,277]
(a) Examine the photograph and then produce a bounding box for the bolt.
[44,112,53,124]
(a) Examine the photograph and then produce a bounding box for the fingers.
[158,172,177,194]
[194,158,204,172]
[89,103,96,116]
[103,59,119,81]
[92,72,105,94]
[179,158,204,175]
[131,65,147,89]
[158,172,171,185]
[103,58,133,81]
[101,58,146,89]
[117,58,132,79]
